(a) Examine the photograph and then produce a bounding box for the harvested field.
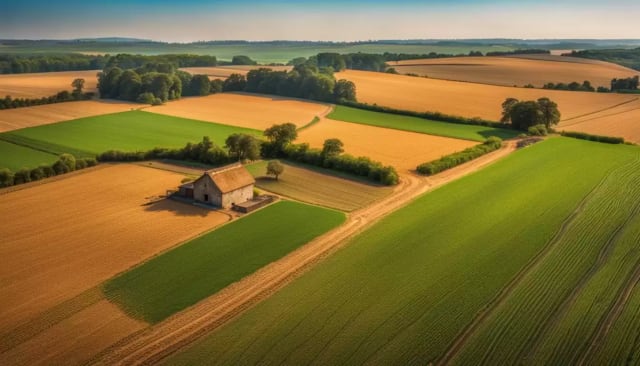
[388,56,636,87]
[558,98,640,143]
[0,299,145,366]
[337,70,636,122]
[0,164,229,337]
[246,160,392,211]
[147,92,331,130]
[0,70,99,98]
[180,65,290,79]
[0,100,137,133]
[297,118,476,172]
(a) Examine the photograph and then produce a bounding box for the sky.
[1,0,639,42]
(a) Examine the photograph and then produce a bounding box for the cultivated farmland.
[0,164,229,364]
[163,138,640,365]
[0,140,57,170]
[337,70,636,121]
[297,118,476,172]
[0,110,259,168]
[104,200,345,323]
[327,105,518,141]
[246,160,392,211]
[387,56,636,88]
[146,92,331,130]
[0,70,99,98]
[0,100,136,133]
[557,98,640,143]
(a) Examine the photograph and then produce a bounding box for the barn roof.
[202,163,255,194]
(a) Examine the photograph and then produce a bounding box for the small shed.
[186,163,255,208]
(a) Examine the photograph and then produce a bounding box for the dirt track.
[90,141,518,366]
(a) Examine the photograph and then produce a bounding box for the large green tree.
[537,97,561,128]
[509,101,544,130]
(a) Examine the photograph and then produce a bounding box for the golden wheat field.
[297,118,476,172]
[558,98,640,143]
[387,56,636,88]
[0,164,229,364]
[337,70,636,122]
[0,70,99,98]
[147,92,331,130]
[0,100,137,132]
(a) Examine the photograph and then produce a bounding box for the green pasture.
[0,140,58,170]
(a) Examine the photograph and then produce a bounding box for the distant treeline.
[0,153,97,188]
[222,64,357,103]
[611,76,639,91]
[543,80,596,92]
[567,48,640,71]
[0,54,107,74]
[0,53,220,74]
[485,49,550,56]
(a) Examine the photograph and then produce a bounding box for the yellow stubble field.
[0,70,99,99]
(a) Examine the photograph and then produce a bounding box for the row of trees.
[222,64,357,103]
[417,137,503,175]
[0,54,107,74]
[542,80,596,92]
[103,54,218,70]
[0,153,97,188]
[500,97,561,131]
[611,76,639,91]
[0,78,93,110]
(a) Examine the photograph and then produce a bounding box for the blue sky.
[1,0,639,41]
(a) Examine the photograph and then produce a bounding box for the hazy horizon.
[2,0,639,43]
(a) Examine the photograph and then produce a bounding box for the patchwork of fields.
[163,138,640,365]
[0,164,229,364]
[387,55,636,87]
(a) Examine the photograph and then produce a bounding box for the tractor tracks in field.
[88,142,518,366]
[436,162,619,366]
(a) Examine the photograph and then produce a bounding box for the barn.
[178,163,255,208]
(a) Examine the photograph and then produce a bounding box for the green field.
[163,138,640,365]
[247,160,392,211]
[0,43,515,64]
[0,140,58,170]
[0,110,259,168]
[103,201,345,324]
[327,105,518,141]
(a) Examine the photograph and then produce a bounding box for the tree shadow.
[477,128,518,140]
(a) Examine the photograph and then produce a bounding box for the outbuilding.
[179,163,255,208]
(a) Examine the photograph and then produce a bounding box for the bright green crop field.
[163,138,640,365]
[327,105,519,141]
[0,110,259,167]
[103,201,345,324]
[0,140,58,170]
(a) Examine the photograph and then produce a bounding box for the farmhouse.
[179,163,255,208]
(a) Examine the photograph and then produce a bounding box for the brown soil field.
[0,70,99,98]
[336,70,636,122]
[147,92,331,130]
[0,100,137,132]
[297,118,476,172]
[387,56,636,88]
[558,98,640,143]
[180,65,291,79]
[0,164,229,355]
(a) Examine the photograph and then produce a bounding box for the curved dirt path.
[90,141,518,366]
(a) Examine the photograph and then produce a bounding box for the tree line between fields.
[0,78,93,110]
[96,123,398,185]
[0,154,97,188]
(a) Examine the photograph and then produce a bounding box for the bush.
[13,168,32,184]
[560,131,625,144]
[29,167,45,181]
[40,164,56,177]
[527,124,547,136]
[0,168,14,187]
[417,137,503,175]
[75,159,87,170]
